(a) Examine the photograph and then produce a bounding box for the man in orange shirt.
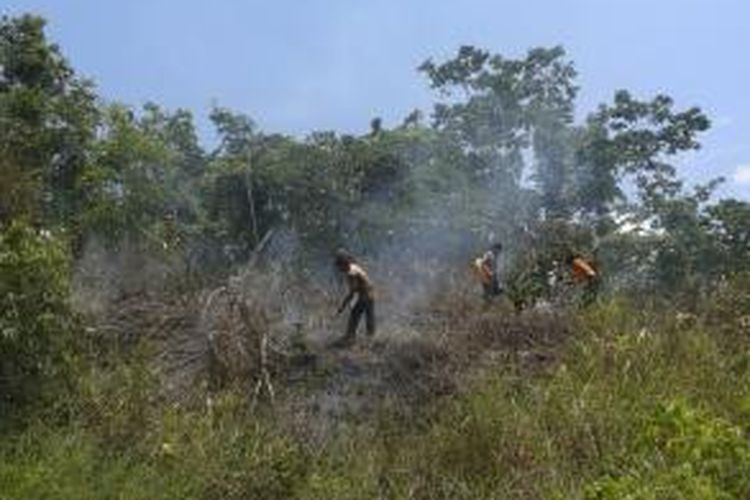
[568,254,597,283]
[566,253,599,304]
[473,243,504,301]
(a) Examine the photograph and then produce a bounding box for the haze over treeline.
[1,13,746,280]
[1,13,749,499]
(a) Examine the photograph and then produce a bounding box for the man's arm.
[337,290,355,315]
[480,255,494,281]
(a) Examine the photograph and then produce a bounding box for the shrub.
[585,399,750,499]
[0,221,77,419]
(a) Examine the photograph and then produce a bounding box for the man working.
[566,253,599,305]
[567,253,597,283]
[473,242,504,301]
[334,250,375,346]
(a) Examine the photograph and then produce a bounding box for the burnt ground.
[276,301,573,442]
[89,281,574,444]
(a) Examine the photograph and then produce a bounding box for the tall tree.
[419,46,578,231]
[0,14,98,226]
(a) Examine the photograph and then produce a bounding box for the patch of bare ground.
[83,269,574,443]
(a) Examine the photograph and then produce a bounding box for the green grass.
[1,297,748,499]
[0,400,306,499]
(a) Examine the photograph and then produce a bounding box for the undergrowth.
[1,295,748,499]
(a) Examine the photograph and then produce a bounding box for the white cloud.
[733,165,750,185]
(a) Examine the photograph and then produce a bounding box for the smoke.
[70,93,578,356]
[321,136,540,336]
[71,236,182,316]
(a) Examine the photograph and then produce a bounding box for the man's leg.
[482,283,493,302]
[582,278,599,306]
[346,300,366,339]
[364,299,375,337]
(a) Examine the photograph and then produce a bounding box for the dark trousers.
[483,277,503,301]
[346,298,375,338]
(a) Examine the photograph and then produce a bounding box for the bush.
[703,272,750,344]
[0,221,77,419]
[585,399,750,499]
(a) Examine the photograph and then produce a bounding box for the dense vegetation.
[1,13,749,499]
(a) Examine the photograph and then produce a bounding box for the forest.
[1,13,750,499]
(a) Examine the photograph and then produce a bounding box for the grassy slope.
[1,299,749,499]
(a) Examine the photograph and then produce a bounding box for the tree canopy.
[0,13,746,298]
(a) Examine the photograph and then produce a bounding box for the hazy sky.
[5,0,750,198]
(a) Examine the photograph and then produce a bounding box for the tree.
[575,91,710,218]
[705,199,750,277]
[79,104,172,247]
[203,107,261,256]
[419,45,580,238]
[0,14,98,227]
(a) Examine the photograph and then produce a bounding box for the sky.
[5,0,750,199]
